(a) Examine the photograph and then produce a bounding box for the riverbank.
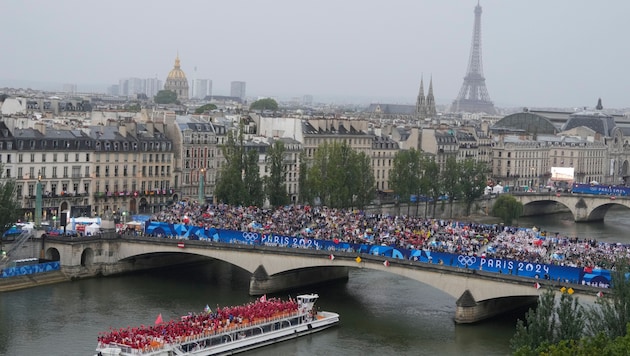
[0,270,70,293]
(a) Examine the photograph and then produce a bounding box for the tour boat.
[95,293,339,356]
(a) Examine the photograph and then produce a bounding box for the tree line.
[215,140,497,215]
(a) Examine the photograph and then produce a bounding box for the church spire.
[416,76,427,119]
[425,76,437,118]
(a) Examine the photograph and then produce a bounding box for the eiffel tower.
[451,1,496,114]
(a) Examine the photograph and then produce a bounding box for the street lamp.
[198,168,205,203]
[122,211,126,225]
[35,171,42,228]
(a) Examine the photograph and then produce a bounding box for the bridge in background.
[503,192,630,222]
[42,236,603,324]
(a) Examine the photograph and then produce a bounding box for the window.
[42,154,46,162]
[53,153,58,162]
[64,153,69,162]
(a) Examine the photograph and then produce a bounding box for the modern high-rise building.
[62,84,77,94]
[118,78,145,97]
[144,78,163,98]
[193,79,212,99]
[230,81,246,101]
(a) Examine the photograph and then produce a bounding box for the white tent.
[85,223,101,236]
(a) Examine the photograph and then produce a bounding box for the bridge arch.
[45,247,60,261]
[81,248,94,267]
[515,193,630,222]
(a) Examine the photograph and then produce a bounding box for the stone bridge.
[42,236,601,324]
[506,193,630,222]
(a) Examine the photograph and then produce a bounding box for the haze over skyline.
[2,0,629,109]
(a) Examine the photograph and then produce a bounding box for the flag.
[383,260,390,267]
[204,304,211,313]
[328,254,335,260]
[596,291,604,298]
[154,313,163,325]
[534,282,541,290]
[259,294,267,302]
[177,242,185,248]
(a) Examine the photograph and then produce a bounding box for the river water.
[2,207,629,356]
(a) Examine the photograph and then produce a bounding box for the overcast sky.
[2,0,629,109]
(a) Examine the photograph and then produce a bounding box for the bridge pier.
[454,290,538,324]
[249,265,349,295]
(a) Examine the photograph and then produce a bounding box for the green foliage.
[440,156,461,218]
[194,103,217,114]
[511,289,557,354]
[303,141,375,209]
[0,165,23,251]
[389,149,422,205]
[511,261,630,355]
[264,141,290,207]
[491,194,523,225]
[243,149,264,206]
[249,98,278,111]
[587,260,630,339]
[127,103,141,112]
[154,90,179,104]
[215,126,265,206]
[458,159,488,215]
[298,151,310,204]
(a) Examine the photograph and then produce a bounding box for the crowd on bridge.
[146,201,630,272]
[97,297,298,353]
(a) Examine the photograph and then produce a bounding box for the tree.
[249,98,278,111]
[352,151,376,209]
[511,289,557,355]
[422,157,442,218]
[491,194,523,225]
[304,141,375,209]
[389,149,422,215]
[194,103,217,114]
[264,141,290,207]
[0,165,24,253]
[587,259,630,339]
[154,90,179,104]
[215,130,247,205]
[243,149,264,207]
[297,151,310,204]
[459,159,488,215]
[440,156,460,218]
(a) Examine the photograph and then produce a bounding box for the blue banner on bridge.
[143,221,609,288]
[1,261,60,278]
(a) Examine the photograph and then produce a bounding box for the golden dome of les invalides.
[164,55,189,99]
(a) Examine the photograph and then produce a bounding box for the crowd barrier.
[144,221,612,288]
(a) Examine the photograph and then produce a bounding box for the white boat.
[95,294,339,356]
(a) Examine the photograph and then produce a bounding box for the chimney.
[34,121,46,136]
[118,124,127,137]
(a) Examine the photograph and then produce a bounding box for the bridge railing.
[135,222,612,290]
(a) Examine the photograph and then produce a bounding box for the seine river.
[1,207,629,356]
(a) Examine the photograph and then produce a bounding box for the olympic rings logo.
[457,255,477,266]
[242,232,259,241]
